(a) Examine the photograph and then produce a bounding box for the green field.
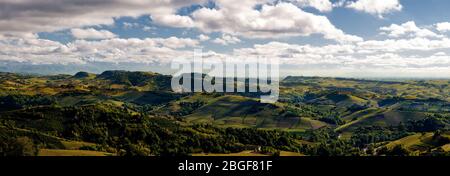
[38,149,112,156]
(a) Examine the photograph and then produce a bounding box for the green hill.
[97,70,171,90]
[336,110,428,132]
[1,71,449,156]
[184,95,328,131]
[380,132,450,155]
[72,71,95,79]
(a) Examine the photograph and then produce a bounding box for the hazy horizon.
[2,66,449,81]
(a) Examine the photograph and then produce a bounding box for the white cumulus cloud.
[212,34,241,45]
[198,34,210,41]
[346,0,402,18]
[380,21,442,38]
[71,28,117,39]
[293,0,334,12]
[0,0,206,34]
[192,1,362,42]
[0,0,360,43]
[436,22,450,32]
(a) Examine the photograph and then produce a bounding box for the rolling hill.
[1,71,449,156]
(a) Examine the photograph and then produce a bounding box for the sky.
[0,0,450,78]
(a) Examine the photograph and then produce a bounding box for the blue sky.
[1,0,450,78]
[37,0,450,46]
